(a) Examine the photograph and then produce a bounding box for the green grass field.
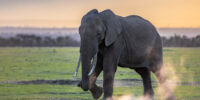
[0,47,200,100]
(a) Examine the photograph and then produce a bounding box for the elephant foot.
[90,85,103,99]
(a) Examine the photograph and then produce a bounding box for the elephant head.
[77,9,122,91]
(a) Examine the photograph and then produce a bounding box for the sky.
[0,0,200,28]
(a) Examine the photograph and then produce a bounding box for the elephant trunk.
[79,36,98,91]
[80,51,98,91]
[81,53,91,91]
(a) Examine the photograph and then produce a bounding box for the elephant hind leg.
[135,67,154,97]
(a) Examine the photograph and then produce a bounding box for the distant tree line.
[0,34,200,47]
[162,35,200,47]
[0,34,80,47]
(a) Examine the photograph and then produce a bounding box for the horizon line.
[1,26,200,29]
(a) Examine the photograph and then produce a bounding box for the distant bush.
[0,34,80,47]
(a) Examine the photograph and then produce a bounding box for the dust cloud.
[155,61,178,100]
[115,57,191,100]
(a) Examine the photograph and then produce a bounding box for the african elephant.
[76,9,175,100]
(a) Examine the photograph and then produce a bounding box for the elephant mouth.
[88,53,97,76]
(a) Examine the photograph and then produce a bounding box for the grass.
[0,47,200,99]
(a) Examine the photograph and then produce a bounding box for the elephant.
[76,9,175,100]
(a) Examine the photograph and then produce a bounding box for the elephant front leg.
[103,69,115,100]
[89,53,104,99]
[78,65,103,99]
[102,57,117,100]
[89,65,103,99]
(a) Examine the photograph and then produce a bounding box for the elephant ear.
[100,9,122,46]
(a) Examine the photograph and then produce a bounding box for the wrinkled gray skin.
[78,9,175,100]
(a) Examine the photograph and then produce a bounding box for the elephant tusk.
[75,55,81,78]
[88,53,97,76]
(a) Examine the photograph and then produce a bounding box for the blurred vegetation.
[0,34,200,47]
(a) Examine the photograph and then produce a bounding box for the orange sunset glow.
[0,0,200,28]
